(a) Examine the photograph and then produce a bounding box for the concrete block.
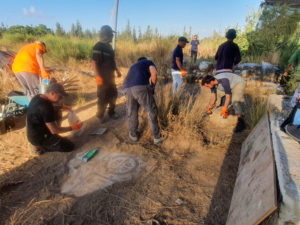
[269,94,300,225]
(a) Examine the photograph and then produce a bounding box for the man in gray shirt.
[202,73,246,132]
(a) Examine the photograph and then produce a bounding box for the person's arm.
[224,94,231,108]
[36,48,49,79]
[210,93,216,106]
[149,65,157,86]
[284,64,293,76]
[46,122,72,134]
[92,60,101,77]
[176,57,184,71]
[215,46,220,61]
[92,60,104,85]
[234,45,241,65]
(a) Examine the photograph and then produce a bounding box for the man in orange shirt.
[12,41,49,99]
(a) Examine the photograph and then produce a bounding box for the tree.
[132,26,137,42]
[138,26,142,40]
[144,25,152,40]
[55,22,65,36]
[70,24,76,36]
[75,20,83,37]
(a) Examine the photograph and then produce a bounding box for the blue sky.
[1,0,262,38]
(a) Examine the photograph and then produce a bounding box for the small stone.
[175,198,184,205]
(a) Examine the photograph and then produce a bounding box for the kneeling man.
[26,82,82,154]
[202,73,246,132]
[123,57,167,144]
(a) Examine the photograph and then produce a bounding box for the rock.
[175,198,184,205]
[199,61,214,72]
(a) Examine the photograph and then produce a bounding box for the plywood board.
[226,114,277,225]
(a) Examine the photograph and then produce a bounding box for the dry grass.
[244,81,271,129]
[155,82,210,138]
[0,68,21,103]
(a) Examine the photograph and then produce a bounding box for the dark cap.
[178,36,189,43]
[100,25,116,35]
[46,82,68,96]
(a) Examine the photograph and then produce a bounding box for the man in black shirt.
[215,29,241,74]
[92,25,122,124]
[27,82,82,154]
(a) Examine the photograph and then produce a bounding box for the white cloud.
[23,6,46,18]
[29,6,36,14]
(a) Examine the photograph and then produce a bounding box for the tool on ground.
[89,127,107,135]
[82,149,98,162]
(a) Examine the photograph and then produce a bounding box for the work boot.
[29,144,43,156]
[154,134,168,145]
[129,132,138,142]
[234,117,246,133]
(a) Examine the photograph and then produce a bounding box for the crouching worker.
[123,57,167,145]
[202,73,246,132]
[26,82,82,155]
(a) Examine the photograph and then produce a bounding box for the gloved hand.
[181,70,187,77]
[220,106,228,118]
[62,105,72,111]
[207,105,213,114]
[41,68,49,79]
[71,122,83,131]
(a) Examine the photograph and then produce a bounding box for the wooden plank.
[226,113,277,225]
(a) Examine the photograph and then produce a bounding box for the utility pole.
[112,0,119,50]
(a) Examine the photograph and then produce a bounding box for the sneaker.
[129,133,138,142]
[234,117,246,133]
[109,113,119,120]
[154,134,168,145]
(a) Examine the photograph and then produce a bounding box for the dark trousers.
[191,50,197,63]
[35,135,74,153]
[125,85,160,139]
[97,84,118,118]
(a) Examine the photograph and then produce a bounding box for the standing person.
[171,36,189,94]
[12,41,50,99]
[26,82,82,155]
[190,35,200,63]
[92,25,122,124]
[123,57,167,145]
[201,73,246,132]
[215,29,241,74]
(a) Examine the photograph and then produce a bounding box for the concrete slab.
[226,114,277,225]
[269,94,300,225]
[61,150,147,197]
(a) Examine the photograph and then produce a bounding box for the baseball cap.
[100,25,116,35]
[178,36,189,43]
[46,82,68,96]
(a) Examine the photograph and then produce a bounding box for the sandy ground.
[0,69,248,225]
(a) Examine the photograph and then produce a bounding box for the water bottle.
[39,78,49,94]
